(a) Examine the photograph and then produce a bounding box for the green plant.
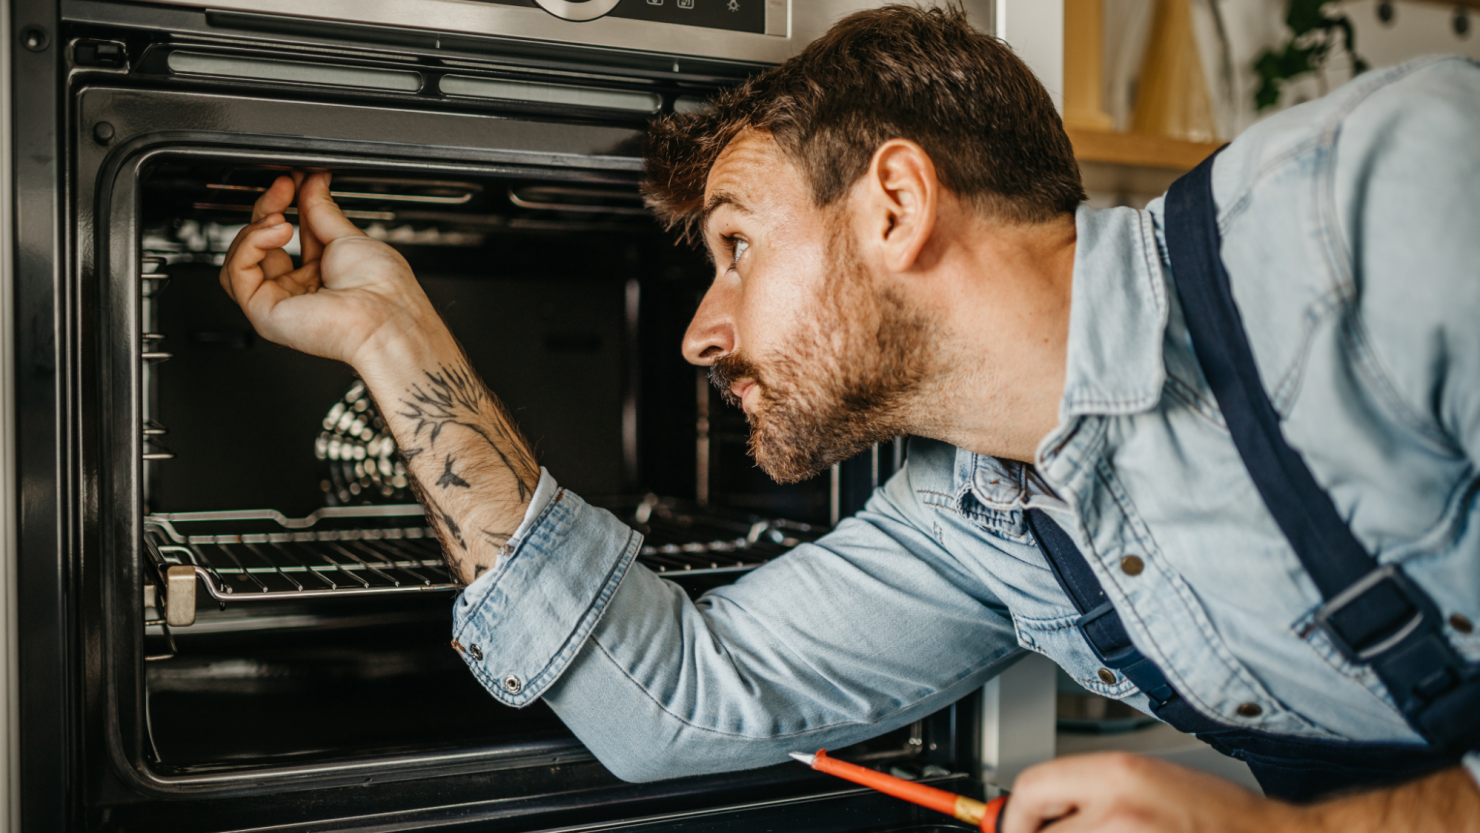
[1254,0,1369,111]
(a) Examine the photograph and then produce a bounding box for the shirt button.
[503,675,523,694]
[1097,668,1117,684]
[468,643,483,661]
[1450,614,1474,634]
[1120,556,1145,576]
[1236,702,1263,718]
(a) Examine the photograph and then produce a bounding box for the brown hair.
[642,5,1085,243]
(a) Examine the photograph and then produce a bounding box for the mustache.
[708,353,760,408]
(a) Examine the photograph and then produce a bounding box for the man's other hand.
[1003,752,1293,832]
[219,172,440,368]
[1003,752,1480,832]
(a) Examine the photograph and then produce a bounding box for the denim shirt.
[453,56,1480,784]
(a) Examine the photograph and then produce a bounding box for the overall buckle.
[1314,564,1431,663]
[1076,601,1140,666]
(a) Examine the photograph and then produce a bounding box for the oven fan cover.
[316,381,411,505]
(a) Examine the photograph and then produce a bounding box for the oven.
[9,0,1015,829]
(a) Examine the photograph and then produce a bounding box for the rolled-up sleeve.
[450,452,1023,783]
[451,475,644,707]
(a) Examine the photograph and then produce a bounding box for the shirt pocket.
[1012,610,1140,700]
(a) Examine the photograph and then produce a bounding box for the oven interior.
[129,158,893,782]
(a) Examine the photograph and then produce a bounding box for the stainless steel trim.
[0,0,17,821]
[532,0,623,22]
[765,0,788,36]
[130,1,994,65]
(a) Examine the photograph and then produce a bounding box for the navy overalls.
[1026,151,1480,802]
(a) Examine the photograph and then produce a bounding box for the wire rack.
[144,501,824,605]
[145,506,456,602]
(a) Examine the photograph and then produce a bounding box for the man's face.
[681,131,932,483]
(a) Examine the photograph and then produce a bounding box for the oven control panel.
[489,0,767,34]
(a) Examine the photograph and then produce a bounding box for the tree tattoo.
[436,455,470,489]
[420,490,467,551]
[399,363,538,499]
[394,362,537,583]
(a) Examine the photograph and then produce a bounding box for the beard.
[709,232,933,484]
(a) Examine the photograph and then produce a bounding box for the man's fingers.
[278,263,323,296]
[297,172,367,247]
[262,247,295,280]
[250,175,298,224]
[1001,756,1121,833]
[220,214,289,300]
[224,222,296,309]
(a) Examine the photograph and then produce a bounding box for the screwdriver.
[790,749,1009,832]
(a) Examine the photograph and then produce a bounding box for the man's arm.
[219,172,535,582]
[455,438,1027,782]
[1002,754,1480,833]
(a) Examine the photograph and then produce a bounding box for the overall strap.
[1164,151,1480,749]
[1024,508,1179,708]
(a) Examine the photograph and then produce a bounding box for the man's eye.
[730,238,749,266]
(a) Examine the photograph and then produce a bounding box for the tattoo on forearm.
[442,511,467,550]
[399,363,538,499]
[421,490,467,550]
[436,455,470,489]
[404,472,467,579]
[392,362,536,583]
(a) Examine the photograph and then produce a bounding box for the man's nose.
[682,280,737,366]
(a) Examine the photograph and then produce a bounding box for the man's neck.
[904,209,1077,464]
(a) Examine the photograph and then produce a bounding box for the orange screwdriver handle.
[979,795,1009,833]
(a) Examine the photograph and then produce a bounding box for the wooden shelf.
[1067,127,1224,172]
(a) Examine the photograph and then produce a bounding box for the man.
[218,6,1480,831]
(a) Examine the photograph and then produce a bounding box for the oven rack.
[143,503,822,618]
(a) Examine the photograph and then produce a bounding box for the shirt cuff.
[450,475,642,708]
[510,467,561,545]
[1464,751,1480,791]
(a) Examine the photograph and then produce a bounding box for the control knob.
[532,0,623,21]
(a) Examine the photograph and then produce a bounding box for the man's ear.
[862,139,938,273]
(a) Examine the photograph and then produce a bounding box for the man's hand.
[219,172,439,367]
[1003,752,1296,832]
[1002,753,1480,832]
[220,172,539,584]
